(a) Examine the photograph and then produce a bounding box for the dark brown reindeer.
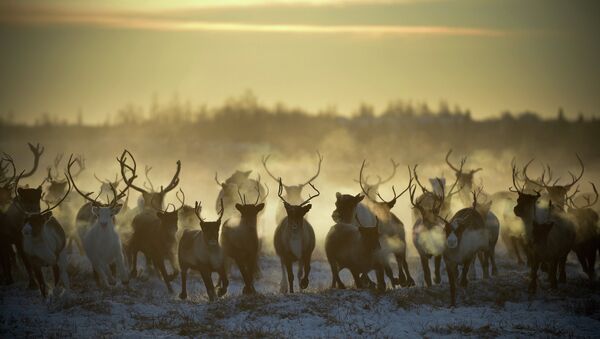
[445,149,482,207]
[274,178,318,293]
[1,151,47,287]
[511,163,576,294]
[178,199,228,301]
[566,182,599,280]
[262,151,323,223]
[117,150,183,286]
[325,214,386,292]
[220,179,268,295]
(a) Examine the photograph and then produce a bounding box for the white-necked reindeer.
[445,149,482,208]
[20,169,72,298]
[221,179,268,295]
[274,178,318,293]
[67,155,134,288]
[262,151,323,224]
[409,165,461,287]
[357,160,414,287]
[178,199,228,301]
[438,190,490,307]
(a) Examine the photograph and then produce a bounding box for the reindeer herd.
[0,144,598,307]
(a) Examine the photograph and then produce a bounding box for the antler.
[301,151,324,186]
[411,164,430,194]
[261,155,280,183]
[159,161,181,194]
[254,174,269,204]
[143,165,156,192]
[194,201,204,221]
[376,158,399,185]
[214,172,224,187]
[446,149,464,174]
[358,160,371,197]
[277,178,289,204]
[20,143,45,179]
[117,149,147,194]
[564,154,584,189]
[37,164,72,214]
[568,182,598,209]
[0,153,17,188]
[67,155,100,205]
[510,162,526,194]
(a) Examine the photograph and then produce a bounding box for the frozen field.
[1,251,599,338]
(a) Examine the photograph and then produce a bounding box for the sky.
[0,0,599,123]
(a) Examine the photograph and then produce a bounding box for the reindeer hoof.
[300,278,309,290]
[406,278,415,287]
[179,292,187,300]
[433,277,441,285]
[242,286,254,295]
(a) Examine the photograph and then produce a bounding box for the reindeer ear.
[302,204,312,214]
[17,188,25,197]
[335,192,342,199]
[355,194,365,202]
[256,203,265,212]
[235,203,243,212]
[111,204,123,215]
[387,199,397,209]
[244,171,252,178]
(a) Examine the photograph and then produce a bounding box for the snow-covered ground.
[1,251,599,338]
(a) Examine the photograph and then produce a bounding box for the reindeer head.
[194,199,224,247]
[510,162,541,219]
[46,153,84,201]
[21,168,71,237]
[410,164,461,226]
[332,193,364,224]
[445,149,481,192]
[67,154,135,229]
[117,150,181,211]
[277,178,319,230]
[540,155,584,209]
[234,178,268,223]
[156,190,186,239]
[354,158,399,201]
[566,182,598,213]
[262,151,323,205]
[357,160,409,212]
[355,216,381,251]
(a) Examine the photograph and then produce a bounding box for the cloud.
[0,4,507,37]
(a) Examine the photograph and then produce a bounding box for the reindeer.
[409,165,461,287]
[411,164,457,228]
[117,150,182,279]
[438,191,490,306]
[325,215,386,292]
[262,151,323,224]
[274,179,318,293]
[566,182,599,280]
[77,172,129,235]
[220,179,268,295]
[20,170,72,298]
[45,153,85,254]
[469,186,500,277]
[511,163,576,294]
[214,170,267,221]
[357,160,414,287]
[67,156,134,287]
[178,200,228,301]
[1,153,47,288]
[354,158,399,201]
[445,149,482,208]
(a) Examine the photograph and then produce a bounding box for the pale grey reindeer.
[262,151,323,224]
[274,178,317,293]
[220,179,268,295]
[67,155,135,288]
[19,168,72,298]
[178,199,228,301]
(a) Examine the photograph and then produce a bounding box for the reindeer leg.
[384,264,398,288]
[434,256,442,285]
[53,265,60,287]
[420,255,432,287]
[179,265,189,300]
[549,260,558,289]
[446,261,457,307]
[329,261,344,289]
[129,249,138,279]
[375,265,386,293]
[479,251,490,279]
[402,257,415,287]
[217,265,228,297]
[300,256,311,290]
[115,250,129,285]
[33,266,47,298]
[0,244,14,285]
[512,238,524,265]
[490,249,498,276]
[460,258,471,288]
[200,269,216,302]
[558,254,567,283]
[15,241,36,289]
[528,259,540,295]
[154,257,173,293]
[587,246,596,280]
[395,254,407,287]
[285,260,294,293]
[279,259,288,293]
[350,269,364,289]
